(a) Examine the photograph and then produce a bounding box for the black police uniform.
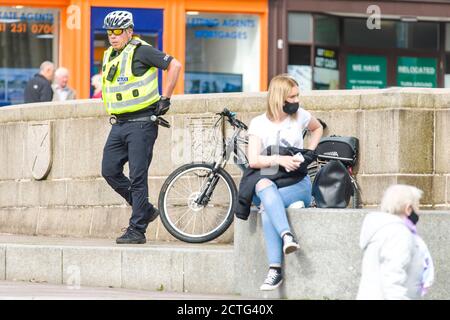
[101,43,173,235]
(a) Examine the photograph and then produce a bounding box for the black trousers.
[101,120,158,233]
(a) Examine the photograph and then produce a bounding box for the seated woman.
[246,74,323,291]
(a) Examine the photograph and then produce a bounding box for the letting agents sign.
[397,57,437,88]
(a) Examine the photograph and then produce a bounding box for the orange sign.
[0,22,54,34]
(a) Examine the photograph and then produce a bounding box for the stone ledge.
[2,88,449,124]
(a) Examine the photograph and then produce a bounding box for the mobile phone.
[293,152,305,163]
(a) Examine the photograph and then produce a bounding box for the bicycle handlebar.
[217,108,248,130]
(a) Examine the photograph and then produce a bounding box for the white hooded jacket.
[356,212,434,300]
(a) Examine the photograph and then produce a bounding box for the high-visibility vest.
[102,38,159,115]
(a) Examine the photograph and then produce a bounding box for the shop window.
[397,56,437,88]
[314,15,339,47]
[288,45,310,65]
[314,47,339,90]
[344,18,439,50]
[446,23,450,51]
[346,54,387,89]
[344,18,397,49]
[185,12,260,94]
[408,22,438,50]
[445,53,450,88]
[397,22,439,50]
[288,13,312,43]
[287,45,311,90]
[0,6,59,106]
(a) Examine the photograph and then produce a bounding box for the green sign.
[346,55,387,89]
[397,57,437,88]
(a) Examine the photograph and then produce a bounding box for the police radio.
[106,63,118,82]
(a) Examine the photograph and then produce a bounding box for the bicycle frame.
[193,116,247,206]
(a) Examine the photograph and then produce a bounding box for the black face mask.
[283,101,299,115]
[408,209,419,225]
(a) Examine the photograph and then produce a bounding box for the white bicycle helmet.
[103,11,134,29]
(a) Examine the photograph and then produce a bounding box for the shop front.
[0,0,268,105]
[0,6,59,105]
[269,0,450,90]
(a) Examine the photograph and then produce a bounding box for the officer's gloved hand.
[155,96,171,116]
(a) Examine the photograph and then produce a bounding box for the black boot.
[116,226,146,244]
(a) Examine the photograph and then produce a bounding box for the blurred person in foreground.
[357,184,434,300]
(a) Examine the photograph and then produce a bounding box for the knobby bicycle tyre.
[158,162,237,243]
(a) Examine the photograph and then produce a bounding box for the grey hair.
[55,67,69,78]
[40,61,54,71]
[380,184,423,215]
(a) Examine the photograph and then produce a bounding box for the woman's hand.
[276,155,302,172]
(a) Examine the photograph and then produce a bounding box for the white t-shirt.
[247,108,312,149]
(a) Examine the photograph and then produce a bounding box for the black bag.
[312,160,353,208]
[316,135,359,166]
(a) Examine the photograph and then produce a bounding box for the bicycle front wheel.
[158,163,237,243]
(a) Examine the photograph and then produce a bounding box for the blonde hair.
[380,184,423,215]
[267,74,299,121]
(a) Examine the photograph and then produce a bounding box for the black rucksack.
[315,136,359,167]
[312,160,353,208]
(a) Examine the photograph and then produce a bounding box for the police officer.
[101,11,181,244]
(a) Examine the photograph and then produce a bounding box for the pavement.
[0,280,244,300]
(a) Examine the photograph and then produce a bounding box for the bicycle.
[157,108,361,243]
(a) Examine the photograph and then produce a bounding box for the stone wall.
[0,88,448,242]
[235,209,450,300]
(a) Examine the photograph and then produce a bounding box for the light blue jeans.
[254,176,312,267]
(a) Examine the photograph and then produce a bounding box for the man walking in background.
[24,61,55,103]
[52,67,77,101]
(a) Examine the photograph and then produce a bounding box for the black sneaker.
[116,226,146,244]
[148,207,160,223]
[282,232,299,254]
[260,268,283,291]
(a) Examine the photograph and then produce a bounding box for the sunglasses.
[107,29,125,36]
